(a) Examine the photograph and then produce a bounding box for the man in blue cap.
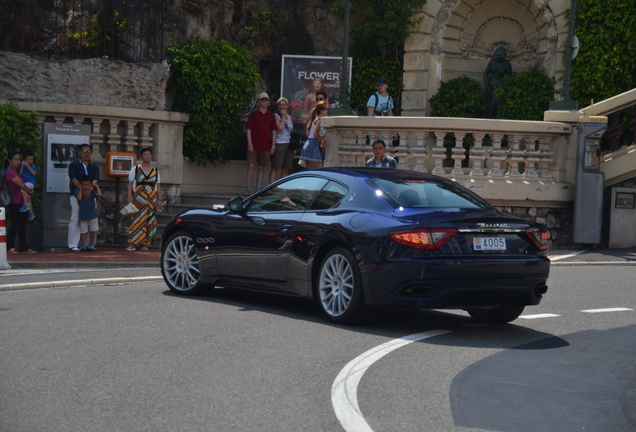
[366,77,394,116]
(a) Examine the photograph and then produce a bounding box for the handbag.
[286,124,307,150]
[119,202,137,216]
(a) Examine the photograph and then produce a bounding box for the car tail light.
[389,228,457,250]
[526,227,549,250]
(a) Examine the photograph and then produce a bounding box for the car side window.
[247,177,328,212]
[309,181,349,210]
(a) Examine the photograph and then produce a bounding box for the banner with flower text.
[281,55,352,127]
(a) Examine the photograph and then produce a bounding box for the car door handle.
[251,217,266,226]
[280,224,294,232]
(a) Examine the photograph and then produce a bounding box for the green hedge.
[168,39,261,165]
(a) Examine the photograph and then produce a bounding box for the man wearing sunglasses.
[245,92,277,195]
[315,91,329,108]
[68,144,100,251]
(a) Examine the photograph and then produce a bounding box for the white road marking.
[332,330,449,432]
[519,313,561,319]
[581,307,633,313]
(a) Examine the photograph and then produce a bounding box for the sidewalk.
[6,246,160,268]
[4,246,636,269]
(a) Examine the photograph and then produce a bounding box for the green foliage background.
[0,101,43,215]
[336,0,426,115]
[495,66,556,121]
[429,75,486,118]
[571,0,636,105]
[168,39,261,164]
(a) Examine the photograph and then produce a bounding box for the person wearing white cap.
[245,92,277,195]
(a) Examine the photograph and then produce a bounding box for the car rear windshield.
[367,177,492,209]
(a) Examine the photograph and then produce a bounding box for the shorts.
[80,218,99,234]
[271,143,295,170]
[25,182,34,189]
[246,150,271,167]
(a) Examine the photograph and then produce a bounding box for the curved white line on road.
[332,330,450,432]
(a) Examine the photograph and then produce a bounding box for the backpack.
[0,169,13,207]
[364,92,393,116]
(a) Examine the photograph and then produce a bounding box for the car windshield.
[367,177,492,209]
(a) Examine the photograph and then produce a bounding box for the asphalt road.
[0,266,634,432]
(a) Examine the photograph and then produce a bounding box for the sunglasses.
[316,98,325,101]
[260,98,269,101]
[82,150,92,154]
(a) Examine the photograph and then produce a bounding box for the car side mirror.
[228,196,244,212]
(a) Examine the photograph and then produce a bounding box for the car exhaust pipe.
[535,284,548,296]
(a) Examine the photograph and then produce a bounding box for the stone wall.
[0,52,170,110]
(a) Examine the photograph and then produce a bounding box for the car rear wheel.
[467,305,525,324]
[161,232,205,295]
[317,247,364,324]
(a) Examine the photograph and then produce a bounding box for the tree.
[168,39,262,164]
[334,0,427,114]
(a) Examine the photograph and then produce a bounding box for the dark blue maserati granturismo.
[160,168,550,324]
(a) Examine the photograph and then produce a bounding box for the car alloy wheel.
[317,247,363,324]
[161,232,203,295]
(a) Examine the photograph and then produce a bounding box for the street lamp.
[329,0,354,116]
[550,0,579,111]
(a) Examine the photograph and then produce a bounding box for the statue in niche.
[483,46,512,118]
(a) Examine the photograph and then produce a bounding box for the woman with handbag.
[300,102,328,169]
[269,97,296,182]
[126,148,163,251]
[5,151,36,254]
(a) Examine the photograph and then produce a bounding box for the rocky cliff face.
[0,52,170,110]
[0,0,344,110]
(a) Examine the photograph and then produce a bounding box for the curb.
[0,276,163,292]
[551,261,636,266]
[7,261,159,269]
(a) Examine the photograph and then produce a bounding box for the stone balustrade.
[321,116,574,207]
[4,101,189,190]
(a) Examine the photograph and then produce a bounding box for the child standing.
[76,175,102,251]
[18,150,37,221]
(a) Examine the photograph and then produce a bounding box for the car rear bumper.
[363,256,550,309]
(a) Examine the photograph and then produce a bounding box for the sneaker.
[243,189,252,196]
[140,246,149,251]
[70,247,80,252]
[7,249,18,254]
[20,203,31,212]
[28,212,35,221]
[79,246,87,252]
[22,249,37,254]
[87,244,96,251]
[125,245,136,251]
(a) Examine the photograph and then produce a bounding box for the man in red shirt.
[245,92,277,195]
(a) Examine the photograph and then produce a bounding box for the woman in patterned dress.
[126,148,163,251]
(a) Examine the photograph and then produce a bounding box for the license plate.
[473,237,506,251]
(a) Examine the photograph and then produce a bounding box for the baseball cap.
[377,77,388,85]
[258,92,269,99]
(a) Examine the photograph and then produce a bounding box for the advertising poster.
[47,135,89,193]
[281,55,353,126]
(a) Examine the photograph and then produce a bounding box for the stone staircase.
[117,193,236,248]
[155,193,236,242]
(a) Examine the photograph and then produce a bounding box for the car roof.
[292,167,440,182]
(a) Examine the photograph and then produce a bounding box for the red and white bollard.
[0,207,12,270]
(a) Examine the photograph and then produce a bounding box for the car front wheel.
[467,305,525,324]
[161,232,205,295]
[317,247,364,324]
